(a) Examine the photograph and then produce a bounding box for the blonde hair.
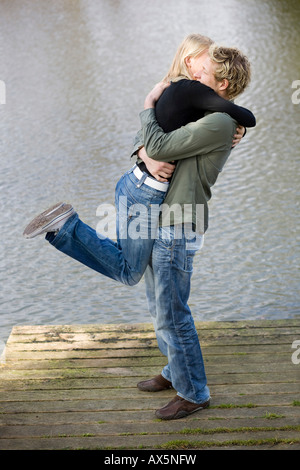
[209,44,251,100]
[163,33,214,82]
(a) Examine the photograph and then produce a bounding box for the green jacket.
[132,108,237,233]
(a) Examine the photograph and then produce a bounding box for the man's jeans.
[144,225,210,404]
[46,167,168,286]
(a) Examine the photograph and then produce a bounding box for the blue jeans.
[144,225,210,404]
[46,166,168,286]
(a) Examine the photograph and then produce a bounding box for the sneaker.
[23,202,75,239]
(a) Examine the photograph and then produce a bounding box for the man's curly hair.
[209,44,251,100]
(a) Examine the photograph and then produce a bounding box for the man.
[134,44,253,419]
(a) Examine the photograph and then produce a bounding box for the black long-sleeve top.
[155,79,256,132]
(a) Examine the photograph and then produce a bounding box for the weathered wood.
[1,343,291,360]
[0,430,299,451]
[1,417,299,439]
[0,319,299,450]
[0,382,299,402]
[7,326,300,343]
[0,393,298,416]
[0,371,297,391]
[2,405,300,426]
[0,353,294,370]
[8,318,300,335]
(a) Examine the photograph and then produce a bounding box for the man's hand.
[232,125,245,147]
[144,81,171,109]
[138,146,175,182]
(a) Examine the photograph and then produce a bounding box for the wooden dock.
[0,319,299,450]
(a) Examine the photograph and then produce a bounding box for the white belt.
[133,165,169,192]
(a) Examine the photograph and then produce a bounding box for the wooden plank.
[0,352,294,370]
[2,337,297,356]
[7,326,300,344]
[2,405,300,426]
[0,430,299,450]
[0,371,297,391]
[8,318,299,335]
[1,343,292,360]
[0,361,297,377]
[1,417,299,439]
[6,326,300,343]
[0,393,297,416]
[0,382,298,403]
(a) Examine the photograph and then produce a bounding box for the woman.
[23,34,255,286]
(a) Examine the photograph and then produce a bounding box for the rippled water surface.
[0,0,299,346]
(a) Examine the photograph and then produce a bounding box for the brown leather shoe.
[137,374,172,392]
[155,395,210,420]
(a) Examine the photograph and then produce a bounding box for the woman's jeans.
[144,225,210,404]
[46,166,168,286]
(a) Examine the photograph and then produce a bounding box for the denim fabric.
[46,167,167,286]
[144,225,210,404]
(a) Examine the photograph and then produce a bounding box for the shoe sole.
[23,202,74,238]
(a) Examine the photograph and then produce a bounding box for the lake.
[0,0,299,349]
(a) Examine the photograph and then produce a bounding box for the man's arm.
[138,147,175,182]
[131,128,176,182]
[140,108,235,162]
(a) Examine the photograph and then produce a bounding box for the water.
[0,0,299,348]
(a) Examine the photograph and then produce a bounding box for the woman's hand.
[232,125,245,147]
[138,146,175,182]
[144,81,171,109]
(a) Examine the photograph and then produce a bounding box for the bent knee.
[122,272,143,286]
